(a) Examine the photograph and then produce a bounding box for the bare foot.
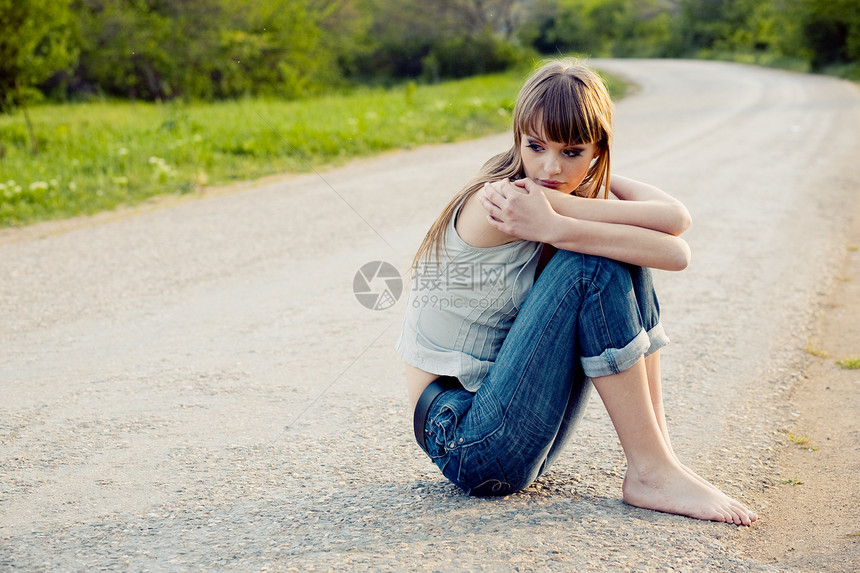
[676,458,727,493]
[622,462,757,526]
[660,434,748,501]
[671,455,755,524]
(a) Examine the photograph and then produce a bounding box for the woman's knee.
[573,258,653,378]
[628,265,662,331]
[544,250,633,287]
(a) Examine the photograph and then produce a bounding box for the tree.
[0,0,78,150]
[214,0,336,99]
[71,0,355,100]
[799,0,860,69]
[526,0,675,57]
[74,0,179,100]
[353,0,527,80]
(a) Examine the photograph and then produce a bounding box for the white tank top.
[395,201,542,391]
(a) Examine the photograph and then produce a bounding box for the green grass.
[836,357,860,369]
[804,342,829,358]
[0,68,628,228]
[788,432,817,451]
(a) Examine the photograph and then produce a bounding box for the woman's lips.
[539,179,564,189]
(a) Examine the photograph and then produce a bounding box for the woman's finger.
[480,197,506,227]
[478,187,497,212]
[486,181,507,201]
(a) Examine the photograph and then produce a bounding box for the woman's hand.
[480,176,691,270]
[478,178,562,243]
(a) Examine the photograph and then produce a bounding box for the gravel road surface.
[2,59,859,571]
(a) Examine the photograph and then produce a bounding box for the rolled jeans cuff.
[581,328,651,379]
[645,322,670,357]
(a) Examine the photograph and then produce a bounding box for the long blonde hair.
[412,58,615,267]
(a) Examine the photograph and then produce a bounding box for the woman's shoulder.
[455,193,519,248]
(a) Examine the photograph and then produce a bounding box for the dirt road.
[2,59,859,571]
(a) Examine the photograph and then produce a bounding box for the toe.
[712,507,731,523]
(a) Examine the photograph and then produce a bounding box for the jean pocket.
[428,406,459,458]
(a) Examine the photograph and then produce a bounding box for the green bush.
[421,32,526,81]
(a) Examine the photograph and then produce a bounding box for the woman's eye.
[564,149,583,158]
[526,142,543,152]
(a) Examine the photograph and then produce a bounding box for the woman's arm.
[543,217,691,271]
[478,178,691,271]
[544,175,692,236]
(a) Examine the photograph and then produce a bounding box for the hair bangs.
[520,75,600,147]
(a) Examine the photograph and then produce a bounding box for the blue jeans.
[420,249,668,496]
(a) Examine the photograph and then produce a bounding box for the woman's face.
[519,131,598,195]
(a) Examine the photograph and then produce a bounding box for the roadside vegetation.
[1,0,858,227]
[0,71,565,226]
[836,357,860,369]
[0,70,628,227]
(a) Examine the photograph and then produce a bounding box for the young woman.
[395,58,756,526]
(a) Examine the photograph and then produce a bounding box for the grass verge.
[0,68,628,228]
[836,357,860,369]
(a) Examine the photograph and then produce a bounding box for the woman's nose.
[545,155,561,175]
